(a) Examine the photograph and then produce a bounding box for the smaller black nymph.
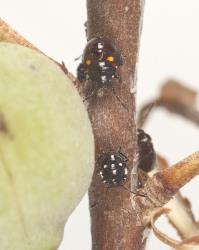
[137,129,156,172]
[97,151,128,186]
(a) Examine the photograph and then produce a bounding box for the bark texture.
[86,1,146,249]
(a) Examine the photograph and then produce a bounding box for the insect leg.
[112,86,129,112]
[83,87,97,102]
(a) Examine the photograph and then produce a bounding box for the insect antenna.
[137,101,156,128]
[111,86,129,112]
[90,183,146,210]
[83,87,97,102]
[74,54,82,61]
[61,61,68,74]
[119,183,147,197]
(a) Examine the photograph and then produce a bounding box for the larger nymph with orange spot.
[77,37,123,86]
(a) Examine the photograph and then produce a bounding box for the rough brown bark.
[86,1,146,249]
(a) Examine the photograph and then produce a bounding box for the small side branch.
[135,151,199,225]
[137,80,199,128]
[156,155,199,240]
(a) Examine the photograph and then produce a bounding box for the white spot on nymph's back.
[101,75,107,82]
[111,154,115,161]
[141,137,148,142]
[113,170,117,175]
[111,164,115,169]
[98,43,103,49]
[103,164,107,168]
[124,168,128,175]
[99,62,105,67]
[119,163,123,166]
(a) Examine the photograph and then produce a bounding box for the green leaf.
[0,42,94,250]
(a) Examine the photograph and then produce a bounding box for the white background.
[1,1,199,249]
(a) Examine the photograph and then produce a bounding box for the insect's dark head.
[82,37,123,66]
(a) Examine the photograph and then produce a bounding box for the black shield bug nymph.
[77,37,123,86]
[97,151,128,186]
[90,151,129,209]
[77,37,128,110]
[89,151,146,209]
[137,129,156,172]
